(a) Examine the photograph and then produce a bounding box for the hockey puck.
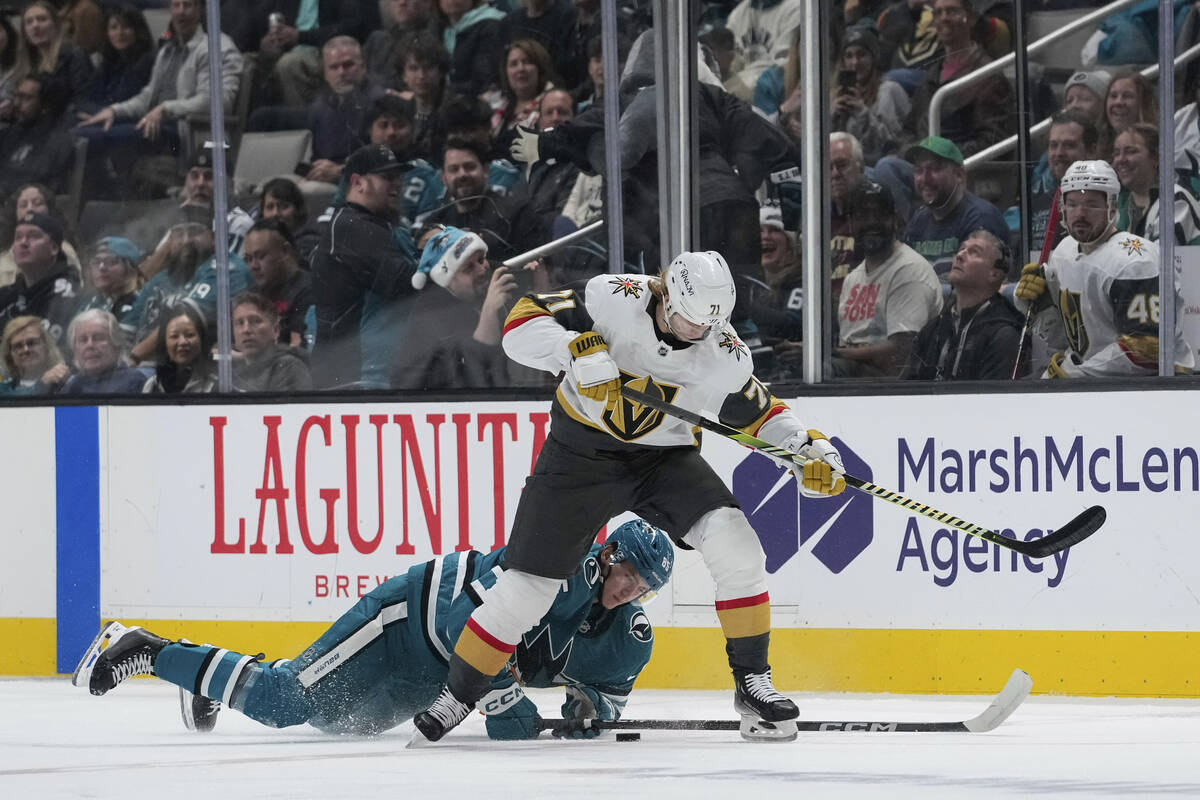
[615,732,640,742]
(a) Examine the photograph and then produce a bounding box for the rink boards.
[2,392,1198,696]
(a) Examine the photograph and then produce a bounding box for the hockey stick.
[1012,187,1060,379]
[543,668,1032,734]
[620,386,1105,559]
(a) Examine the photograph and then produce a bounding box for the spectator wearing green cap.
[901,135,1009,285]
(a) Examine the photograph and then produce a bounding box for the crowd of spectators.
[0,0,1193,396]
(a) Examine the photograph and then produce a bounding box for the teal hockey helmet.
[607,519,674,594]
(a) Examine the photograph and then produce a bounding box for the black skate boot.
[413,685,475,742]
[180,687,221,732]
[734,668,799,742]
[72,622,169,696]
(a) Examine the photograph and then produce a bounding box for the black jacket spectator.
[0,257,79,346]
[0,79,75,196]
[538,41,797,287]
[76,7,156,115]
[445,4,505,95]
[904,293,1027,380]
[308,82,386,164]
[311,202,417,388]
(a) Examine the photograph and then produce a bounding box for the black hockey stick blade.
[620,385,1105,558]
[1005,505,1106,558]
[542,669,1031,734]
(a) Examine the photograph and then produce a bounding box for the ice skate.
[72,621,168,696]
[734,668,799,742]
[413,685,474,742]
[180,686,221,732]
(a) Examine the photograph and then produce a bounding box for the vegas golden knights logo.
[1057,289,1089,356]
[602,375,680,441]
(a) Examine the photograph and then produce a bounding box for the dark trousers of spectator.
[77,120,180,201]
[247,106,309,134]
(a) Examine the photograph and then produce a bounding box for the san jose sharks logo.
[1118,237,1145,256]
[609,277,644,298]
[628,610,652,643]
[718,331,748,360]
[602,375,680,442]
[515,622,575,685]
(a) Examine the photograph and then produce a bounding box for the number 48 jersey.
[1042,232,1195,375]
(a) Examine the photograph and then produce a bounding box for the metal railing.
[964,40,1200,168]
[929,0,1142,142]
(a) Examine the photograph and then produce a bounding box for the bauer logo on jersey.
[628,610,652,643]
[608,277,644,298]
[732,438,874,574]
[601,375,680,442]
[718,331,748,360]
[1058,288,1089,357]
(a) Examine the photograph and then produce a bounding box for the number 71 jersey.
[504,274,772,448]
[1045,232,1195,375]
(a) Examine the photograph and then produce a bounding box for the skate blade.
[71,621,129,689]
[739,715,798,743]
[179,687,221,733]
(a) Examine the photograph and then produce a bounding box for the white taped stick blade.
[963,668,1033,732]
[739,716,798,742]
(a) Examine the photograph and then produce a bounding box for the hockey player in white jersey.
[414,250,848,743]
[1015,160,1195,376]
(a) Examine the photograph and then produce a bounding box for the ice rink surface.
[3,677,1199,799]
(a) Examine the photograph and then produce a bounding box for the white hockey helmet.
[662,250,736,338]
[1059,160,1120,203]
[1058,159,1120,234]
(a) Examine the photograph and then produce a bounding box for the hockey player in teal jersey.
[72,520,673,741]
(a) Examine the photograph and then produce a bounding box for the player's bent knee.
[470,569,562,645]
[682,507,767,599]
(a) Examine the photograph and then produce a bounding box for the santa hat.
[412,226,488,290]
[760,202,796,248]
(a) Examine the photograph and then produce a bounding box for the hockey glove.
[782,429,846,498]
[552,685,620,739]
[510,125,540,164]
[481,685,543,740]
[1046,352,1086,379]
[569,331,622,412]
[1015,262,1050,311]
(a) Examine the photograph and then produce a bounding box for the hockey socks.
[716,591,771,641]
[155,642,260,709]
[451,621,515,700]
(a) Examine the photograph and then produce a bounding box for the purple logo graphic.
[731,437,873,574]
